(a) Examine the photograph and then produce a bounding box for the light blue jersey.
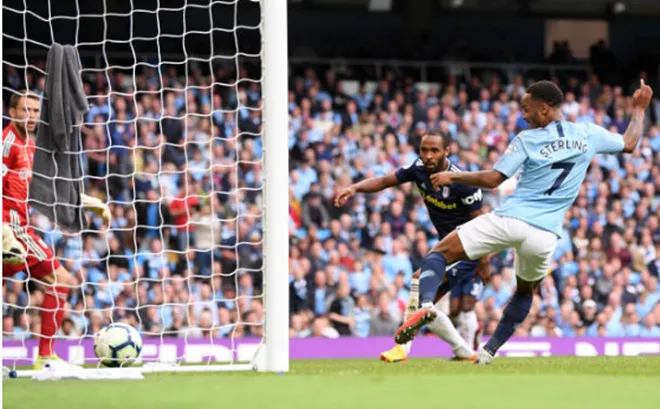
[494,120,625,237]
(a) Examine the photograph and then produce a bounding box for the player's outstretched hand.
[82,194,111,226]
[632,79,653,111]
[334,186,356,207]
[2,224,27,265]
[430,172,453,190]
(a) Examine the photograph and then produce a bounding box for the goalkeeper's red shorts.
[3,227,61,279]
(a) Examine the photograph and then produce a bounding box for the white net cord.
[2,0,288,374]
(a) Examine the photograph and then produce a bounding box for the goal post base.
[11,341,288,378]
[12,363,257,379]
[250,341,267,372]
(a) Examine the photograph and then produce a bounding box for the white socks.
[427,309,474,359]
[458,311,479,348]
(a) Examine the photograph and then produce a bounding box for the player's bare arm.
[334,173,400,207]
[430,169,506,190]
[622,79,653,153]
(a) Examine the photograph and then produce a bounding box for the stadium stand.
[3,55,660,342]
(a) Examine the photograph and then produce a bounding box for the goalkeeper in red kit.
[2,91,110,369]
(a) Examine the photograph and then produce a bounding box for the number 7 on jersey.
[543,161,575,196]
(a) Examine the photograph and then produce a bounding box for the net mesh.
[2,0,267,367]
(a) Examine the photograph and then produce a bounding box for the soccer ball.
[94,323,143,367]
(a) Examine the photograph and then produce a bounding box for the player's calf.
[419,232,469,307]
[481,279,538,360]
[426,310,475,360]
[458,296,479,349]
[37,266,73,359]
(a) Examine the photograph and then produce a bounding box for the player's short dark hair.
[526,81,564,107]
[9,90,40,109]
[423,129,453,150]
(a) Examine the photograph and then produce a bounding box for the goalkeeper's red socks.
[39,285,70,357]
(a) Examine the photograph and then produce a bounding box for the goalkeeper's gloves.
[81,193,111,225]
[2,224,27,265]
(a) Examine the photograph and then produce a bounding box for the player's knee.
[430,233,465,264]
[514,278,539,297]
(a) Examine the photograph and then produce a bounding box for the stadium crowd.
[3,59,660,342]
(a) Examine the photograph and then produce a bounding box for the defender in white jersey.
[393,79,653,364]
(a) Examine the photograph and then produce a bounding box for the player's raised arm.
[622,79,653,153]
[334,172,400,207]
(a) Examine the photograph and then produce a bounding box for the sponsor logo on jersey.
[461,189,483,206]
[419,190,457,210]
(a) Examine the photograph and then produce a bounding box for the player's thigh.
[456,212,512,260]
[39,265,75,286]
[446,262,470,298]
[460,295,477,311]
[14,228,64,283]
[514,226,557,283]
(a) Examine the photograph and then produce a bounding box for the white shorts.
[457,212,557,282]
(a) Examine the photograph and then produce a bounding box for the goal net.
[2,0,288,374]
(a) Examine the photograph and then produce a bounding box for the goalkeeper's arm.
[2,224,27,265]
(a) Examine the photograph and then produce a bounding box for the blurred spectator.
[369,292,399,336]
[328,283,355,336]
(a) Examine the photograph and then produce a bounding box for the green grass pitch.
[4,357,660,409]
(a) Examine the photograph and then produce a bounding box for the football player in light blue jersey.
[393,79,653,364]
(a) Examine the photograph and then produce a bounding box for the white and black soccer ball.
[94,323,143,368]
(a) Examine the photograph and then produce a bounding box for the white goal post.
[261,0,290,374]
[2,0,288,375]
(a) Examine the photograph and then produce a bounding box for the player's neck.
[439,157,450,172]
[539,112,563,128]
